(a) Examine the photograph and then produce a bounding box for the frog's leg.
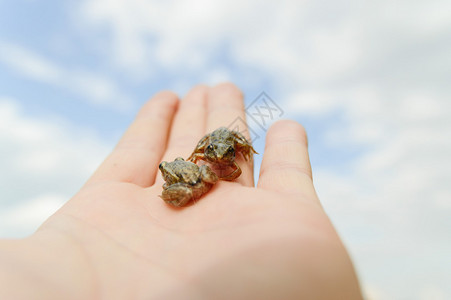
[220,161,242,181]
[187,134,210,162]
[231,131,258,161]
[160,183,193,207]
[199,165,219,184]
[187,153,209,164]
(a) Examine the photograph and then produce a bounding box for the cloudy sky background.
[1,0,450,299]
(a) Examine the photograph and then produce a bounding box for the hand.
[0,83,362,299]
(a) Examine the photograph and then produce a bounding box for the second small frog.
[159,157,218,207]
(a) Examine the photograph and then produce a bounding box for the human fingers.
[154,85,208,186]
[87,91,179,187]
[206,82,255,187]
[257,120,320,205]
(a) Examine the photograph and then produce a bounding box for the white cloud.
[75,0,451,82]
[0,194,65,237]
[0,41,133,111]
[314,85,451,297]
[68,69,133,110]
[284,89,340,116]
[0,42,62,83]
[77,0,309,77]
[0,97,110,238]
[419,284,447,300]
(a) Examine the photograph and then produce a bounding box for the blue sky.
[1,0,450,299]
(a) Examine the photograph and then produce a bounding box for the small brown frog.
[159,157,218,207]
[187,127,257,181]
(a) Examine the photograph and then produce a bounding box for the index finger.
[86,91,179,187]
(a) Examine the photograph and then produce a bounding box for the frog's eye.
[206,144,214,151]
[159,162,165,170]
[226,146,234,153]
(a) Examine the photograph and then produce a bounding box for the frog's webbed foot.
[187,135,210,162]
[239,145,257,161]
[220,161,242,181]
[160,183,193,207]
[187,153,207,163]
[199,165,218,184]
[232,131,258,161]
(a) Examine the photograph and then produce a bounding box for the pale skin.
[0,83,363,299]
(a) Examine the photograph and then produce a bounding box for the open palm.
[36,83,362,299]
